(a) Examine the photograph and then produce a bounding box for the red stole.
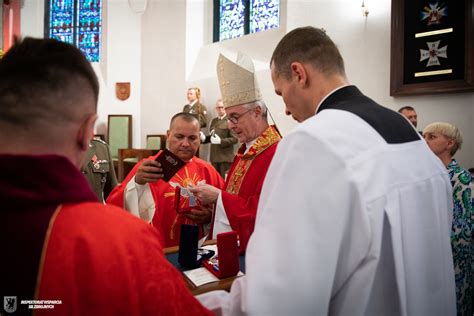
[210,125,281,240]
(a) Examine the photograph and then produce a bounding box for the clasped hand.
[210,134,221,144]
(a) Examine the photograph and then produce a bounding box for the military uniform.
[205,115,238,178]
[183,101,208,128]
[82,138,118,203]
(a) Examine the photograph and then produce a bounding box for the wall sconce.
[362,0,369,18]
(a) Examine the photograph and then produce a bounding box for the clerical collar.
[244,139,256,154]
[314,84,350,114]
[219,114,226,119]
[189,100,198,106]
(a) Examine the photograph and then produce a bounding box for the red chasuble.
[0,154,211,315]
[214,125,281,240]
[107,152,224,247]
[36,203,211,316]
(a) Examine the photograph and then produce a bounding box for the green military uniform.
[81,138,118,203]
[205,115,238,178]
[183,101,208,128]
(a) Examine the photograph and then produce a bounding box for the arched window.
[45,0,102,62]
[214,0,280,42]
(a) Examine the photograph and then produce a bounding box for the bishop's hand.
[189,184,221,205]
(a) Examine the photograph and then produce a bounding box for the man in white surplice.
[197,26,456,315]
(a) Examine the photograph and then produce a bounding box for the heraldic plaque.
[116,82,131,101]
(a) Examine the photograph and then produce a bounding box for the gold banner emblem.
[116,82,130,101]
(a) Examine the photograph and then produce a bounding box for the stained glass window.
[214,0,279,42]
[219,0,245,41]
[250,0,279,34]
[46,0,102,62]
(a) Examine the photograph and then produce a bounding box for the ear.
[166,129,171,148]
[290,62,308,86]
[77,113,98,151]
[254,105,262,117]
[446,138,455,151]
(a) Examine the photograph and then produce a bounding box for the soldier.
[82,138,118,203]
[183,87,208,129]
[201,99,238,178]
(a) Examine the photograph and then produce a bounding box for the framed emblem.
[390,0,474,96]
[116,82,131,101]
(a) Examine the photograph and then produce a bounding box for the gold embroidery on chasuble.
[226,125,281,194]
[164,166,205,240]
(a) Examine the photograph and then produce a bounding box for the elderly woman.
[424,122,473,315]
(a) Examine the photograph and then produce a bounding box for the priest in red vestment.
[190,53,281,251]
[107,113,224,247]
[0,38,211,315]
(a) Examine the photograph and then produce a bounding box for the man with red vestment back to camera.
[107,112,224,247]
[0,38,211,315]
[190,52,281,250]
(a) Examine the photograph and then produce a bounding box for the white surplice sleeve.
[212,191,232,239]
[124,176,155,223]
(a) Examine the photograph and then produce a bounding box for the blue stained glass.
[48,0,102,62]
[219,0,245,41]
[250,0,279,33]
[49,0,75,44]
[76,0,102,62]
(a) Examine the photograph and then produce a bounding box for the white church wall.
[21,0,143,147]
[20,0,474,167]
[186,0,473,167]
[140,0,188,146]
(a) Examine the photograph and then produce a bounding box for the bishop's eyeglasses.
[228,109,253,124]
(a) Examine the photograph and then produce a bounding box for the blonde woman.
[424,122,473,316]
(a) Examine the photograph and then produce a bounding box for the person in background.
[81,137,118,203]
[107,113,224,247]
[197,26,455,315]
[183,87,208,129]
[424,122,473,316]
[398,105,418,128]
[200,99,238,178]
[190,53,281,249]
[0,37,211,315]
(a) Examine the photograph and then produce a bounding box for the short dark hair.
[398,106,415,113]
[169,112,200,129]
[271,26,345,79]
[0,37,99,128]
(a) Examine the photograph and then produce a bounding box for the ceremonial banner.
[390,0,474,96]
[115,82,130,101]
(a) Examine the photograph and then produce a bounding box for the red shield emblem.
[116,82,130,101]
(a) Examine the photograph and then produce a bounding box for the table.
[164,241,245,295]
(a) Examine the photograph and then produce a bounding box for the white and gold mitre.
[216,52,262,109]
